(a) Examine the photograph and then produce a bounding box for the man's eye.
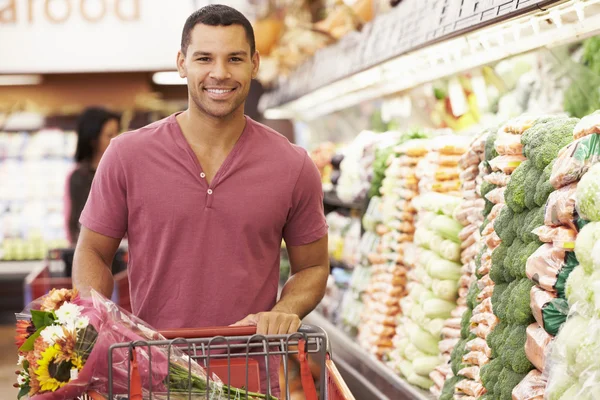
[197,57,210,62]
[230,57,242,62]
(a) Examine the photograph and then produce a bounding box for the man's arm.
[232,235,329,335]
[72,226,122,298]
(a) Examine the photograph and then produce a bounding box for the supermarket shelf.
[261,0,600,119]
[305,311,434,400]
[330,258,353,271]
[0,260,44,276]
[323,191,367,210]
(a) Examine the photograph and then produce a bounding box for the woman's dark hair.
[74,107,119,163]
[181,4,256,56]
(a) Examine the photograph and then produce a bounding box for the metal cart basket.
[87,324,354,400]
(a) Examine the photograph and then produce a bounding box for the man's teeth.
[207,89,233,94]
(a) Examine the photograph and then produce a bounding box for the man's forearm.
[272,264,329,319]
[72,246,115,298]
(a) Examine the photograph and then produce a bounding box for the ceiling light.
[0,75,42,86]
[152,71,187,85]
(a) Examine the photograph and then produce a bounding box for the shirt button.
[200,172,206,178]
[207,189,213,195]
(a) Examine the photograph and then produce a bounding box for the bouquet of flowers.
[14,288,277,400]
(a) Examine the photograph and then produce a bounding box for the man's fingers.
[230,314,258,327]
[277,317,293,335]
[257,314,269,335]
[289,318,301,334]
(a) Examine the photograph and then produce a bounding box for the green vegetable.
[506,160,532,213]
[369,146,394,198]
[487,321,508,359]
[485,129,499,166]
[504,238,524,282]
[556,251,579,298]
[499,324,533,373]
[427,258,462,281]
[576,163,600,222]
[467,281,480,310]
[450,338,468,375]
[407,373,434,389]
[490,243,509,284]
[565,266,594,317]
[543,297,569,336]
[525,166,543,210]
[440,375,464,400]
[481,181,497,200]
[511,240,542,280]
[412,356,441,376]
[494,206,515,244]
[564,38,600,118]
[423,298,456,319]
[430,215,463,243]
[535,159,557,207]
[506,279,535,325]
[483,200,494,218]
[480,357,503,392]
[404,343,427,362]
[432,279,459,302]
[461,308,473,339]
[495,280,520,321]
[493,367,527,400]
[575,222,600,274]
[522,207,545,244]
[408,325,440,355]
[524,118,578,170]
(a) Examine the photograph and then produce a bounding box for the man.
[72,4,329,396]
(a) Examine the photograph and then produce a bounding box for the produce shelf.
[304,311,434,400]
[323,191,367,211]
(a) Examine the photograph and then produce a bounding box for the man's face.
[177,24,259,120]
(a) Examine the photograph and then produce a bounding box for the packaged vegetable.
[432,280,459,301]
[430,180,462,193]
[550,133,600,188]
[461,351,490,367]
[423,298,456,319]
[532,225,577,250]
[486,187,507,205]
[430,214,463,242]
[511,369,546,400]
[503,115,542,134]
[530,286,569,336]
[574,222,600,273]
[435,167,461,181]
[413,356,441,376]
[573,110,600,139]
[407,324,440,355]
[489,154,527,174]
[457,366,480,380]
[459,224,479,241]
[544,184,578,231]
[439,338,460,353]
[526,244,568,292]
[429,370,445,389]
[495,130,524,155]
[460,164,479,181]
[407,373,434,389]
[455,379,486,397]
[465,337,492,357]
[575,163,600,222]
[485,171,511,187]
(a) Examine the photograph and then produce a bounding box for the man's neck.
[177,105,246,150]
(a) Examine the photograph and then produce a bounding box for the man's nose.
[209,60,231,80]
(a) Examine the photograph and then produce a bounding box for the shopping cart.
[86,325,354,400]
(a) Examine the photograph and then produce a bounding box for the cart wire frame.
[107,325,331,400]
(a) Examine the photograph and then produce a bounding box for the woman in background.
[65,107,120,245]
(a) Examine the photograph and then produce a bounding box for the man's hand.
[231,312,301,335]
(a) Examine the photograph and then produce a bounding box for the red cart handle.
[159,326,257,339]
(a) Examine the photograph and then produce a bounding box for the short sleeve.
[79,141,128,239]
[283,152,328,246]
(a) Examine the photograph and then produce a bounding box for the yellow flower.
[35,344,76,392]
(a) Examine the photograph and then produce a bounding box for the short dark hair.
[181,4,256,56]
[74,107,119,163]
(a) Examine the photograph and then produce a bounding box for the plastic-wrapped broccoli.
[527,118,578,170]
[535,159,557,207]
[490,243,509,284]
[461,308,473,339]
[506,278,535,325]
[485,129,499,167]
[450,338,469,375]
[506,161,531,213]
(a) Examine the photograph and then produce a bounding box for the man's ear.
[251,50,260,79]
[177,50,187,78]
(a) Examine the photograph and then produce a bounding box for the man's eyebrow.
[191,51,212,57]
[190,51,248,57]
[229,51,248,57]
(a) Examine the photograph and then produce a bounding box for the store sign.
[0,0,258,73]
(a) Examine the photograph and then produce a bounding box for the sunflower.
[35,344,79,392]
[15,320,36,348]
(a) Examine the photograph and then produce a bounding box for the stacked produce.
[544,114,600,400]
[357,139,429,358]
[429,132,488,397]
[385,136,468,390]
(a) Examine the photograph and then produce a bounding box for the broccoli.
[450,338,468,375]
[480,217,490,235]
[485,128,499,165]
[461,307,473,339]
[504,238,524,282]
[487,321,508,358]
[475,246,485,278]
[480,357,504,392]
[440,375,464,400]
[495,279,520,321]
[506,278,535,325]
[467,280,480,310]
[494,206,514,241]
[534,159,556,207]
[490,243,509,284]
[506,161,531,213]
[510,240,542,279]
[515,210,531,243]
[522,206,545,243]
[483,200,494,217]
[500,324,534,374]
[481,181,497,201]
[524,166,543,210]
[526,118,578,170]
[521,116,561,151]
[494,367,527,400]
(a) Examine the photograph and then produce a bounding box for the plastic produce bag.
[532,225,577,250]
[489,155,527,174]
[457,366,480,380]
[573,110,600,139]
[455,377,486,397]
[544,184,578,231]
[525,322,554,371]
[485,171,511,187]
[526,244,569,292]
[495,130,523,155]
[575,163,600,222]
[550,133,600,189]
[511,369,546,400]
[486,187,507,205]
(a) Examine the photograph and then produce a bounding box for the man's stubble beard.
[190,86,248,120]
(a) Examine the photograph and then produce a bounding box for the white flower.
[55,302,83,325]
[17,355,25,366]
[75,316,90,330]
[17,374,27,386]
[41,325,66,345]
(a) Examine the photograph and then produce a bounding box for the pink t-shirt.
[80,113,327,394]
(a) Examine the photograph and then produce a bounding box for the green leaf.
[23,360,29,371]
[19,329,42,352]
[31,310,55,330]
[17,385,30,399]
